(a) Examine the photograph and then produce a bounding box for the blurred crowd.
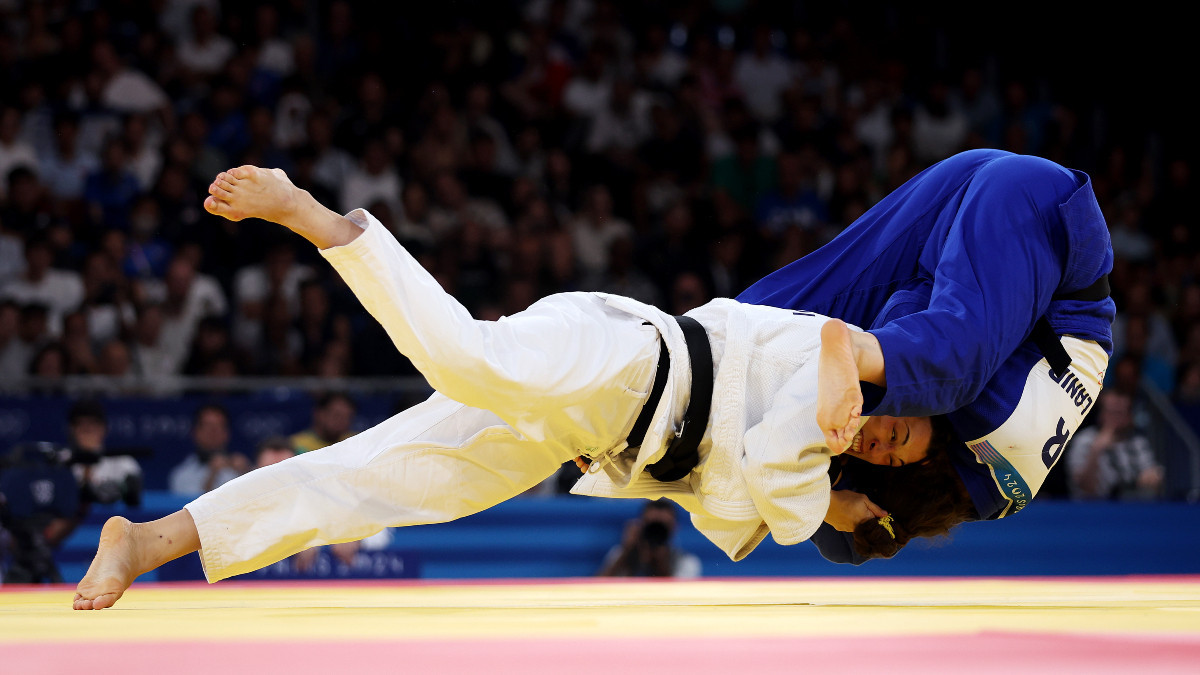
[0,1,1193,500]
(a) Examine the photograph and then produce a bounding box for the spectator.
[79,250,135,347]
[591,235,661,307]
[122,197,173,280]
[911,77,969,165]
[711,124,778,213]
[90,40,171,118]
[562,43,613,119]
[254,435,297,468]
[568,184,634,280]
[0,299,21,376]
[123,114,163,193]
[294,279,350,374]
[0,236,84,336]
[597,499,701,578]
[169,404,249,496]
[232,241,313,351]
[0,219,23,285]
[307,110,356,201]
[290,392,357,453]
[755,151,830,243]
[1067,390,1164,501]
[177,5,236,79]
[84,138,143,230]
[0,106,38,201]
[0,303,48,380]
[0,166,51,235]
[153,254,229,370]
[182,316,239,376]
[130,302,179,380]
[38,112,98,203]
[733,25,794,123]
[340,137,402,216]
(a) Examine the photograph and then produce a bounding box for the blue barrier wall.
[0,392,426,489]
[47,492,1200,583]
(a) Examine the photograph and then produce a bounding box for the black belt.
[624,315,714,482]
[1030,274,1110,378]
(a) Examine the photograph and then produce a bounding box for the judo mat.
[3,576,1200,674]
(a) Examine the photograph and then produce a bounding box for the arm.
[868,157,1076,417]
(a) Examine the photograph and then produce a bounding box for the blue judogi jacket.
[736,150,1116,561]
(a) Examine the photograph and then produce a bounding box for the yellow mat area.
[4,577,1199,643]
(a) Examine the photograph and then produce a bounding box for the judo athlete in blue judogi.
[737,149,1115,563]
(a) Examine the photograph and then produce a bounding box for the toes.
[73,594,94,610]
[229,166,250,180]
[92,593,119,610]
[205,196,243,221]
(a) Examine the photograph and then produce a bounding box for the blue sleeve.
[809,522,868,565]
[867,155,1074,417]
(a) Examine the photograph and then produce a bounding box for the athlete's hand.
[818,319,864,453]
[825,489,888,532]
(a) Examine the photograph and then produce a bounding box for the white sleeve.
[740,359,832,546]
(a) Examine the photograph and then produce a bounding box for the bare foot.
[203,165,301,224]
[203,165,361,249]
[817,319,864,454]
[73,517,141,610]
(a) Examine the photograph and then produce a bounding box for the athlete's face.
[844,416,933,467]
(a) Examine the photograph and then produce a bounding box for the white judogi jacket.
[574,296,839,562]
[187,209,845,580]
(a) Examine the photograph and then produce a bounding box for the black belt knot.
[624,315,713,482]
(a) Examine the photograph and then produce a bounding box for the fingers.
[862,497,888,519]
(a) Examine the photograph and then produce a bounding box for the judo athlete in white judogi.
[73,167,930,610]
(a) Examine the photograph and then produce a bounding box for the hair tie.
[878,514,895,539]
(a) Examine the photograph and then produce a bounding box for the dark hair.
[835,416,978,560]
[193,403,230,427]
[315,391,355,412]
[255,435,294,460]
[68,399,107,426]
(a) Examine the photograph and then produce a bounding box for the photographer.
[67,400,143,509]
[0,443,79,583]
[597,499,702,578]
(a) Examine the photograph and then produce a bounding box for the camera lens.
[641,521,669,546]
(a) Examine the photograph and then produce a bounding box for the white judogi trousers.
[186,210,662,581]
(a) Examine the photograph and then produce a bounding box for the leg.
[73,510,199,610]
[206,165,659,444]
[72,396,570,608]
[71,393,584,607]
